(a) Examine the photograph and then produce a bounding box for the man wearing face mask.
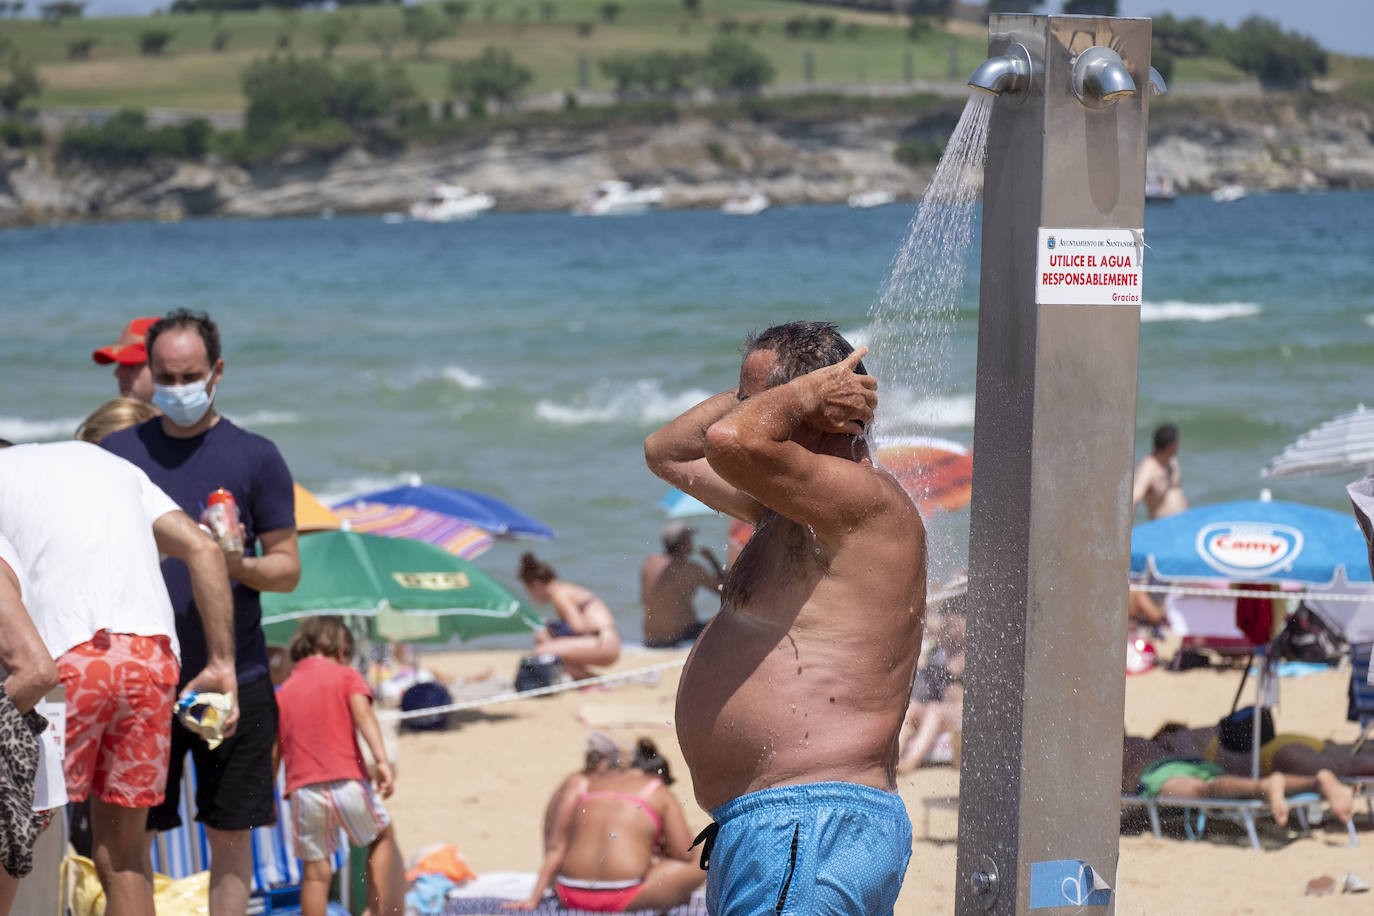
[100,308,301,916]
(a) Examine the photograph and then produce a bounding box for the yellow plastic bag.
[62,854,210,916]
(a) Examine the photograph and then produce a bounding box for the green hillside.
[0,1,1292,113]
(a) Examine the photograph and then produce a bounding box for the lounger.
[1121,792,1357,852]
[1343,776,1374,826]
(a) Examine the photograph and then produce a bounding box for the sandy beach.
[381,647,1374,914]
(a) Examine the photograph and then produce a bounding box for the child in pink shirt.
[276,617,403,916]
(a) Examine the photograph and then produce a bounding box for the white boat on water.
[1145,174,1175,203]
[409,184,496,222]
[1210,184,1247,203]
[847,189,897,209]
[721,187,770,216]
[573,180,664,216]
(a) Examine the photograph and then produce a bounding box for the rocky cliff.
[2,95,1371,226]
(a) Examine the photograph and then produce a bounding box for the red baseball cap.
[92,317,159,366]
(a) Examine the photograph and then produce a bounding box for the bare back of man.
[646,323,925,915]
[639,553,716,647]
[1133,453,1186,520]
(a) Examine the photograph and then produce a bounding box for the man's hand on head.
[799,346,877,435]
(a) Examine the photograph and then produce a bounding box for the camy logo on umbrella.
[1195,523,1304,578]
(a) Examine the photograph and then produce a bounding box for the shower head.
[1148,66,1168,97]
[1072,46,1136,109]
[967,43,1032,102]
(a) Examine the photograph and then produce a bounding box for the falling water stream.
[867,93,993,577]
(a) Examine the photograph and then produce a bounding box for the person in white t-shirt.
[0,442,237,916]
[0,534,60,916]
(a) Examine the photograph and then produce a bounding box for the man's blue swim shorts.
[700,781,912,915]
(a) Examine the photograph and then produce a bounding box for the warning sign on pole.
[1035,227,1144,306]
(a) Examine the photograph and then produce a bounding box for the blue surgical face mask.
[153,377,215,427]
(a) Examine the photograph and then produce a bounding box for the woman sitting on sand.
[505,733,704,912]
[898,598,965,771]
[517,553,621,679]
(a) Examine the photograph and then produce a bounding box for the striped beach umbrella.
[333,501,494,560]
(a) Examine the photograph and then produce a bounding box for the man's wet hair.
[147,308,222,368]
[0,439,11,449]
[1153,423,1179,452]
[744,321,867,388]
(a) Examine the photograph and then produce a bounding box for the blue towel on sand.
[408,873,459,915]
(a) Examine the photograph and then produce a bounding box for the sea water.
[2,190,1373,644]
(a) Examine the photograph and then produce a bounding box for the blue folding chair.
[150,766,351,913]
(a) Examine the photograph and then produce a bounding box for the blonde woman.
[74,398,159,444]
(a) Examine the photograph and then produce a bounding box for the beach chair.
[149,766,351,914]
[1349,642,1374,749]
[1120,792,1355,852]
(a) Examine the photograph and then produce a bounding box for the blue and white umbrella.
[659,488,717,519]
[1130,498,1373,587]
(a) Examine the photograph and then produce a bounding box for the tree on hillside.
[448,45,532,115]
[1220,15,1327,87]
[1062,0,1116,14]
[440,1,469,23]
[702,36,773,94]
[1151,13,1220,58]
[39,1,84,26]
[986,1,1042,11]
[538,1,556,22]
[0,52,41,114]
[367,18,402,61]
[403,6,452,59]
[67,36,97,59]
[318,13,351,59]
[241,55,418,140]
[599,50,700,96]
[139,28,174,56]
[682,0,700,17]
[598,2,619,24]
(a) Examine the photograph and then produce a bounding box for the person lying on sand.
[1122,731,1353,827]
[1150,720,1374,780]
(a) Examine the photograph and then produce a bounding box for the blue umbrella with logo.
[1130,498,1373,586]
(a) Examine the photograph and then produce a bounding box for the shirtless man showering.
[645,321,926,914]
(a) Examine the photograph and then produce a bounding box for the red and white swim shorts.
[58,630,180,809]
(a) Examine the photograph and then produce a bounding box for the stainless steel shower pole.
[955,14,1154,915]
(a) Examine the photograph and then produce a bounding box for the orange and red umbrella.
[875,436,973,515]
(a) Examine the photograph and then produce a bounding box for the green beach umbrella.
[261,530,540,646]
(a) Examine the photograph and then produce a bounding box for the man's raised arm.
[152,509,240,734]
[0,563,58,715]
[705,347,895,544]
[645,390,764,524]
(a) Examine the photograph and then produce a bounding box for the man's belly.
[675,610,907,811]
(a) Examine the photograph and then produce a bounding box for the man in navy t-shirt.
[102,309,300,916]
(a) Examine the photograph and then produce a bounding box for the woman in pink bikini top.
[504,735,704,912]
